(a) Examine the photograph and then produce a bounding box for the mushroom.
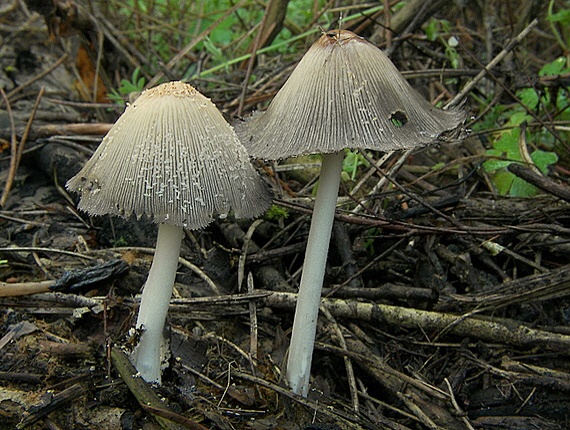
[239,30,465,396]
[67,81,270,383]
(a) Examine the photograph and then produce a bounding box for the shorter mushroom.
[240,30,464,396]
[68,81,270,383]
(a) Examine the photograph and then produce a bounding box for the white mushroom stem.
[286,151,344,396]
[131,223,184,383]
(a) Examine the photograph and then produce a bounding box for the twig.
[447,18,539,109]
[1,86,44,206]
[0,246,94,260]
[232,371,365,428]
[350,151,392,197]
[321,306,360,413]
[276,197,521,236]
[359,151,465,229]
[237,6,266,116]
[0,88,16,207]
[0,259,128,297]
[3,54,67,103]
[262,292,570,352]
[247,273,258,361]
[516,386,537,414]
[238,219,263,290]
[356,380,419,427]
[325,238,406,297]
[110,348,190,430]
[319,340,449,401]
[202,332,252,363]
[180,361,259,406]
[0,280,54,297]
[0,212,49,226]
[508,163,570,203]
[140,404,208,430]
[178,257,221,296]
[217,362,233,407]
[351,149,409,214]
[105,246,220,295]
[169,291,270,306]
[17,383,85,429]
[32,230,52,279]
[182,364,225,391]
[395,392,439,430]
[444,378,475,430]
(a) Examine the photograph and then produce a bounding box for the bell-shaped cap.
[239,30,465,159]
[67,81,270,229]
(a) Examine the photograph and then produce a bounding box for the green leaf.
[431,162,446,170]
[509,177,538,197]
[556,88,570,111]
[493,170,515,195]
[493,129,521,158]
[547,9,570,26]
[343,149,369,180]
[483,149,512,172]
[424,20,439,41]
[507,111,532,127]
[531,150,558,174]
[517,88,540,110]
[265,205,289,221]
[539,57,569,76]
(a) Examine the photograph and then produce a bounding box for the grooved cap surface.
[239,30,465,159]
[67,81,270,229]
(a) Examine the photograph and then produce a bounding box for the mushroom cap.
[67,81,270,229]
[239,30,465,160]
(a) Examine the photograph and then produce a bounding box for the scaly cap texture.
[239,30,465,159]
[67,81,270,229]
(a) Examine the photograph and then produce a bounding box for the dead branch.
[262,292,570,353]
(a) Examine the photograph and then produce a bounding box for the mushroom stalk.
[131,223,184,383]
[286,151,344,396]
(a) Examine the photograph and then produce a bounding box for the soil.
[1,1,569,429]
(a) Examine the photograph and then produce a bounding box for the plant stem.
[286,151,344,396]
[131,223,183,383]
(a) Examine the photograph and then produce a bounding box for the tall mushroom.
[239,30,465,396]
[67,81,270,383]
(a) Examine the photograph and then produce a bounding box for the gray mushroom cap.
[239,30,465,160]
[67,81,270,229]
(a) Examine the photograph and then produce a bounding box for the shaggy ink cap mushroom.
[67,81,270,384]
[239,30,465,397]
[67,81,269,228]
[240,29,464,158]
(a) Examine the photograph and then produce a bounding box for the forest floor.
[1,0,569,429]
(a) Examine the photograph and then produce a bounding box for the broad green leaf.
[510,177,538,197]
[531,150,559,174]
[539,57,570,76]
[493,130,521,158]
[507,111,532,126]
[547,9,570,26]
[517,88,540,110]
[483,150,512,171]
[493,170,515,195]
